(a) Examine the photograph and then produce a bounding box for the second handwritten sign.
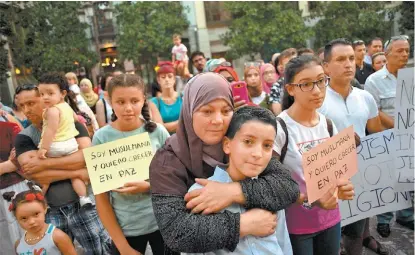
[302,126,358,203]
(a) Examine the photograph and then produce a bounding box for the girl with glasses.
[275,55,354,255]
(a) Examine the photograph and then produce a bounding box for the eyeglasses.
[15,84,37,95]
[289,76,330,92]
[244,61,261,68]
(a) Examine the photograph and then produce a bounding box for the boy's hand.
[37,149,48,159]
[337,179,354,200]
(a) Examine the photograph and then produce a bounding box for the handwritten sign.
[302,126,358,203]
[83,133,154,195]
[340,130,413,226]
[393,68,414,191]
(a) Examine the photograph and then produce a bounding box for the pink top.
[275,111,341,235]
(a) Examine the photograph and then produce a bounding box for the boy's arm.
[38,107,60,158]
[172,53,176,63]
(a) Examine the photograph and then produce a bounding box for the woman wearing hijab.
[150,72,300,254]
[79,78,99,113]
[244,62,271,109]
[260,63,278,94]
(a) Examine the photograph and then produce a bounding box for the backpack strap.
[102,98,108,124]
[326,118,333,137]
[276,117,289,162]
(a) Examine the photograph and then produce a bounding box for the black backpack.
[277,117,333,163]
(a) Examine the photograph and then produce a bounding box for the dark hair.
[225,106,277,139]
[297,48,315,56]
[276,48,298,75]
[324,38,352,62]
[151,80,162,97]
[281,55,322,111]
[38,72,80,113]
[368,37,383,46]
[107,74,157,133]
[190,51,206,62]
[3,181,47,214]
[101,73,113,91]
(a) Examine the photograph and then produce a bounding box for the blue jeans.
[377,207,414,224]
[289,222,341,255]
[46,201,112,255]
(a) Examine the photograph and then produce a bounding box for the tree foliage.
[1,2,96,80]
[309,1,395,48]
[396,1,414,33]
[115,1,189,68]
[221,2,311,60]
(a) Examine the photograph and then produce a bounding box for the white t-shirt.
[274,111,338,193]
[273,111,340,234]
[172,44,189,61]
[251,91,267,105]
[318,86,378,138]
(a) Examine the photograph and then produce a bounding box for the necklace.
[25,231,46,243]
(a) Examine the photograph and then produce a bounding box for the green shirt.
[92,123,169,236]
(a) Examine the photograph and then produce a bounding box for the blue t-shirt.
[185,166,293,255]
[150,96,183,123]
[92,123,170,237]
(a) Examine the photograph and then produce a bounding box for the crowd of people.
[0,32,412,255]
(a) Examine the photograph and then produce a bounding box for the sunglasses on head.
[15,84,37,95]
[384,35,409,49]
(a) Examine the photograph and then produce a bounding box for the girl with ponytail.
[92,74,169,255]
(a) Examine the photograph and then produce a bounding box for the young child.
[37,78,92,207]
[5,184,76,255]
[93,74,170,255]
[186,106,293,255]
[171,34,190,78]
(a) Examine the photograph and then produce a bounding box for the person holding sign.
[275,55,355,255]
[150,72,300,254]
[185,106,292,255]
[93,74,170,255]
[364,36,413,238]
[319,38,386,255]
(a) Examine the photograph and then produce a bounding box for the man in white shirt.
[364,35,413,238]
[319,38,385,255]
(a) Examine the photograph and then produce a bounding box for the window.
[204,1,231,25]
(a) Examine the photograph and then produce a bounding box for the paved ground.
[144,216,414,255]
[363,216,414,255]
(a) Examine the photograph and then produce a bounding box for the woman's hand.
[337,179,354,200]
[240,208,277,238]
[113,181,150,195]
[315,184,338,210]
[233,96,247,111]
[184,179,238,214]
